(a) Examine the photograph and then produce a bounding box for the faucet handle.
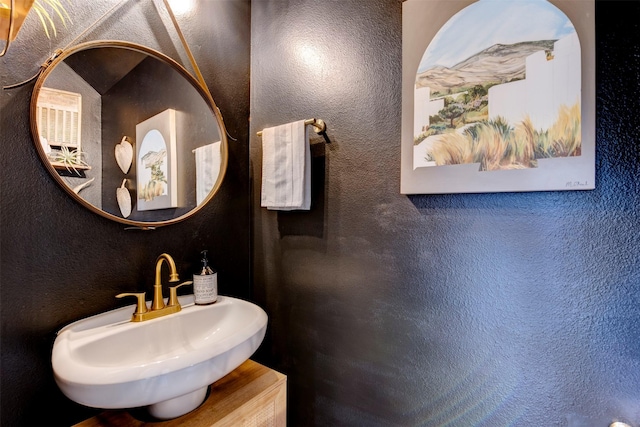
[116,292,149,321]
[167,281,193,307]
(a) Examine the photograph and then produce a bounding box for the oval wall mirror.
[30,40,228,228]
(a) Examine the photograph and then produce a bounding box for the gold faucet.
[116,253,193,322]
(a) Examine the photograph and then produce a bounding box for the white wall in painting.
[551,33,581,110]
[488,32,580,130]
[413,86,444,136]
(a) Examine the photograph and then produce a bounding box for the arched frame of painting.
[401,0,595,194]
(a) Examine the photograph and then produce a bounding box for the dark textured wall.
[250,1,640,426]
[0,1,251,426]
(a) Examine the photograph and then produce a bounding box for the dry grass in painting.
[429,132,475,166]
[537,103,582,158]
[427,103,581,171]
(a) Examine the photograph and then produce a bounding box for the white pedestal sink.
[52,295,268,420]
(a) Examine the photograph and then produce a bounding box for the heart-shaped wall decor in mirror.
[115,136,133,174]
[116,179,132,218]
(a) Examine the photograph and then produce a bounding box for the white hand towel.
[261,120,311,210]
[194,141,221,206]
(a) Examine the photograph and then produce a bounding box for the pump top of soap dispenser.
[200,250,215,275]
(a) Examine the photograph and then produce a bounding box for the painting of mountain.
[401,0,595,194]
[412,0,581,172]
[415,40,556,96]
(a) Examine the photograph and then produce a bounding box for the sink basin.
[52,295,268,419]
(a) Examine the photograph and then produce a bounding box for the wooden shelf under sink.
[74,360,287,427]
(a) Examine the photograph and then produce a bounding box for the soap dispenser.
[193,250,218,305]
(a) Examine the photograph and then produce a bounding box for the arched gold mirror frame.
[29,40,229,229]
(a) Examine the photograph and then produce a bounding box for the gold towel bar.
[257,118,326,137]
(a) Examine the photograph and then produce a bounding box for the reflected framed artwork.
[136,109,178,211]
[401,0,595,194]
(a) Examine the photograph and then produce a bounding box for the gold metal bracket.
[257,118,327,137]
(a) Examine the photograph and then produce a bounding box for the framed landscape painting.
[401,0,595,194]
[135,109,179,211]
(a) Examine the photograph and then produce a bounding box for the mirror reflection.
[31,42,227,226]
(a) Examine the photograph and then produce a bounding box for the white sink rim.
[51,295,267,412]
